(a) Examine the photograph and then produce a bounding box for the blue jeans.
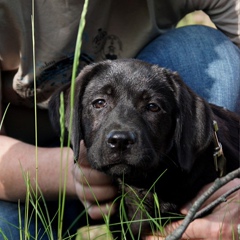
[0,200,90,239]
[137,25,240,114]
[0,25,239,240]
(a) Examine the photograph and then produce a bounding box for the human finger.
[143,218,213,240]
[82,200,118,220]
[74,175,117,203]
[73,163,114,186]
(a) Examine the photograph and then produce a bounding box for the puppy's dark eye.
[92,99,107,109]
[146,103,160,112]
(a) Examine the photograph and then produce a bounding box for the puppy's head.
[49,59,214,179]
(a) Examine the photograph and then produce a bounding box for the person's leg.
[0,199,87,240]
[0,200,42,240]
[136,25,240,114]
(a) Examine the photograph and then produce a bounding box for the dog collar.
[212,120,226,177]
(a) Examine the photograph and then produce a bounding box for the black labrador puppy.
[49,59,239,238]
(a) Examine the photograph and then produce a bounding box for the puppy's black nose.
[107,131,136,150]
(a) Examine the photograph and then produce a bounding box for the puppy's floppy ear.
[166,71,214,172]
[48,63,99,162]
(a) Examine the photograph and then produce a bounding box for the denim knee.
[0,199,86,240]
[0,201,30,240]
[137,25,240,114]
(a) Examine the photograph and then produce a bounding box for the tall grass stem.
[31,0,39,238]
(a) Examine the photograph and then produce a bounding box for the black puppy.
[49,59,240,238]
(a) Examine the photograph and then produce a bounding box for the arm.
[0,127,117,218]
[0,135,76,201]
[0,136,117,218]
[188,0,240,48]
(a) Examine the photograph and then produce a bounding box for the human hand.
[144,178,240,240]
[72,141,118,220]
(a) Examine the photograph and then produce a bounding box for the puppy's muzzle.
[107,131,136,151]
